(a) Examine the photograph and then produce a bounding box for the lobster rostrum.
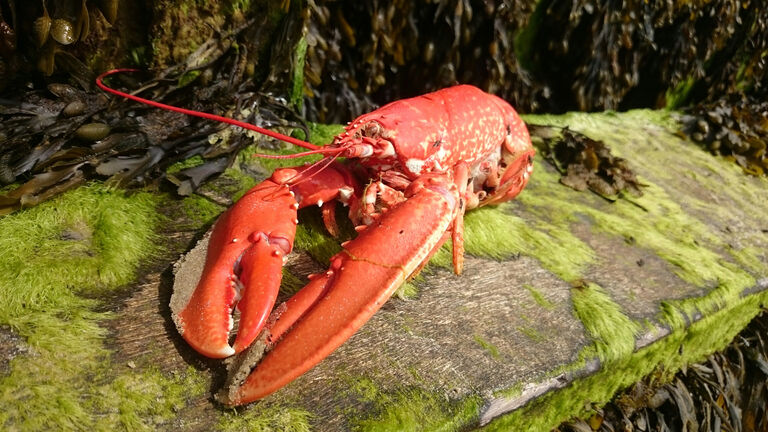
[96,69,535,405]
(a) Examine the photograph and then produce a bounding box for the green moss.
[178,70,202,87]
[293,209,344,265]
[222,167,259,201]
[483,291,768,431]
[289,122,345,146]
[0,184,208,430]
[0,183,158,320]
[225,0,253,14]
[167,155,205,174]
[280,268,306,296]
[523,284,555,310]
[239,143,322,175]
[665,76,696,109]
[474,335,502,359]
[291,36,308,109]
[493,382,524,400]
[571,283,640,362]
[432,202,595,282]
[179,193,225,227]
[130,46,151,68]
[90,367,207,431]
[521,110,762,323]
[517,326,547,343]
[394,281,419,299]
[347,378,482,432]
[217,404,312,432]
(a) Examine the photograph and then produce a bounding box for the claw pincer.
[226,176,460,404]
[173,177,297,358]
[173,164,357,359]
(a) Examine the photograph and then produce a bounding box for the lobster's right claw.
[172,178,298,358]
[220,173,461,405]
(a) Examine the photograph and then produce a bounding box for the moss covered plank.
[2,110,767,431]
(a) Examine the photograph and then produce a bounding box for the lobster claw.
[218,173,460,405]
[171,164,359,359]
[172,178,297,358]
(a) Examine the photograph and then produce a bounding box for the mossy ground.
[343,377,482,432]
[217,404,312,432]
[2,111,766,430]
[483,291,767,431]
[479,110,768,430]
[0,184,207,430]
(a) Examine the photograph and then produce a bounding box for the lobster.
[96,69,535,405]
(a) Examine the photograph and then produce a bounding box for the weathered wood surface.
[88,112,768,429]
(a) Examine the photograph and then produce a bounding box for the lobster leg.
[172,163,360,358]
[220,173,460,405]
[481,147,536,206]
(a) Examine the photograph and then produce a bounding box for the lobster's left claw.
[219,173,460,405]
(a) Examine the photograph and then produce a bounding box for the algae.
[571,282,641,362]
[474,335,502,360]
[291,36,309,109]
[167,155,206,175]
[90,367,207,431]
[346,378,482,432]
[178,193,226,227]
[0,184,206,430]
[217,404,312,432]
[516,326,547,343]
[523,284,556,310]
[483,291,768,431]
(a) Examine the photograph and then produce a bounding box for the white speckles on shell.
[434,145,447,162]
[405,158,425,175]
[338,186,354,203]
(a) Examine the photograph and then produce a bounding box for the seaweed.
[680,96,768,176]
[0,21,310,213]
[530,124,644,199]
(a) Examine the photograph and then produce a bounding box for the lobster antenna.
[96,68,334,154]
[289,152,343,186]
[260,154,342,202]
[253,147,345,159]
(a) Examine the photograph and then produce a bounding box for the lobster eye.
[362,122,381,137]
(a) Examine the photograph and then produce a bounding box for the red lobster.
[97,69,535,405]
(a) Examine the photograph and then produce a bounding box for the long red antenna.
[96,68,325,152]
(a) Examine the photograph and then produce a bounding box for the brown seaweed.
[680,96,768,176]
[302,0,768,120]
[531,124,644,199]
[0,12,311,213]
